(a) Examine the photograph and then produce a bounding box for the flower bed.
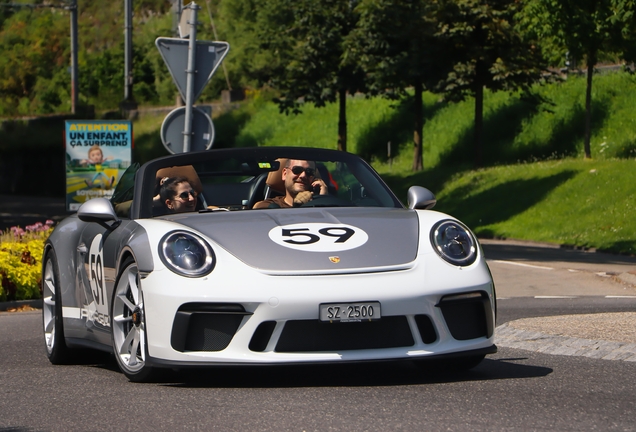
[0,221,54,302]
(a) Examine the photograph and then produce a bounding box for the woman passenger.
[160,176,198,213]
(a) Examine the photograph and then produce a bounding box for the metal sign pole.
[156,3,229,154]
[183,2,199,153]
[69,0,78,114]
[123,0,136,108]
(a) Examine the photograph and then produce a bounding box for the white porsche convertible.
[42,147,496,381]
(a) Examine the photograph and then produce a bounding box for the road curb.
[618,272,636,287]
[0,299,42,312]
[496,322,636,362]
[479,237,636,258]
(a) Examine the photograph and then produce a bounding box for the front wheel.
[42,249,72,364]
[111,258,155,382]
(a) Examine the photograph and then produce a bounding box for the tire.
[42,248,72,364]
[111,258,156,382]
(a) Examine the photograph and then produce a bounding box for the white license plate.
[319,302,381,322]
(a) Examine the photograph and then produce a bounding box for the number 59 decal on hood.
[268,223,369,252]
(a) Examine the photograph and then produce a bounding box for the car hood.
[161,207,420,273]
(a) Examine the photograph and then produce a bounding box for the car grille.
[274,316,414,352]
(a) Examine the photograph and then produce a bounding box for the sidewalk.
[480,238,636,288]
[0,299,41,312]
[480,238,636,361]
[496,313,636,362]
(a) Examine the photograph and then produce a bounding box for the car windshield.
[110,162,139,218]
[132,148,402,219]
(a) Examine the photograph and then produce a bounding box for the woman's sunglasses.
[176,190,197,200]
[290,166,315,177]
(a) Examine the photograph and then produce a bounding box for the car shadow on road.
[145,357,551,388]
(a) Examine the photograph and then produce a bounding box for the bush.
[0,221,54,302]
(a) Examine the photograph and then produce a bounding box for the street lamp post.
[69,0,78,114]
[121,0,137,112]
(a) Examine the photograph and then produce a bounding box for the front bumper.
[141,256,496,367]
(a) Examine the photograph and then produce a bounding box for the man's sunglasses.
[289,166,315,177]
[176,190,197,200]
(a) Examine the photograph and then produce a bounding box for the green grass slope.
[383,159,636,255]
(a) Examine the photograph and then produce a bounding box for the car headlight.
[430,220,477,266]
[159,231,215,277]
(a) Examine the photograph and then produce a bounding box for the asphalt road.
[2,308,636,431]
[1,239,636,430]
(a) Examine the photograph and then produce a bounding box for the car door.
[76,222,115,346]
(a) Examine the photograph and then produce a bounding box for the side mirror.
[77,198,120,229]
[407,186,436,210]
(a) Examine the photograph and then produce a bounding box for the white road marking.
[491,260,554,270]
[501,296,636,300]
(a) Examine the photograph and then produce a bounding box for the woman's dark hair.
[159,176,190,203]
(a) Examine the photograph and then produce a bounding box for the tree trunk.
[474,83,484,167]
[412,81,424,171]
[583,53,595,159]
[337,88,347,152]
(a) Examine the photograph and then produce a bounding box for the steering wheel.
[301,193,353,208]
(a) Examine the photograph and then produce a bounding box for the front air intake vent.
[436,292,494,341]
[249,321,277,352]
[414,314,437,344]
[171,303,251,352]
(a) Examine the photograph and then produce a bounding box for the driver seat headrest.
[265,158,287,194]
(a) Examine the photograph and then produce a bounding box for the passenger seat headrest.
[156,165,203,194]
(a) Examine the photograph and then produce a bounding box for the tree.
[518,0,635,159]
[0,0,15,28]
[0,1,176,115]
[0,8,69,115]
[216,0,273,90]
[224,0,365,152]
[436,0,548,167]
[349,0,449,171]
[610,0,636,63]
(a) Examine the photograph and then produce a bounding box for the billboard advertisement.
[65,120,132,211]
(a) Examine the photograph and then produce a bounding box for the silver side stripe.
[62,307,82,319]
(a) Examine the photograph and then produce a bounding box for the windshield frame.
[131,147,403,219]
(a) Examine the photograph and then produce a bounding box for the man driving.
[253,159,328,208]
